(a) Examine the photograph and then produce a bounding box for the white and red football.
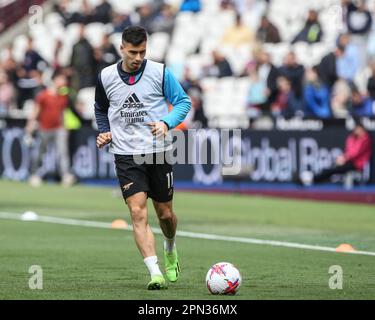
[205,262,242,295]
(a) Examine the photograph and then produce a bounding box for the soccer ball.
[205,262,242,295]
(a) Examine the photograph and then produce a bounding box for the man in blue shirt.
[336,34,360,83]
[94,26,191,290]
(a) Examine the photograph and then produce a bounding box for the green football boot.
[164,249,180,282]
[147,275,167,290]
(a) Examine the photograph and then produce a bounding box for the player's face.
[120,41,147,72]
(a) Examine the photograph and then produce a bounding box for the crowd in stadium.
[1,0,375,129]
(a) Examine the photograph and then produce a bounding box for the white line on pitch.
[1,211,375,257]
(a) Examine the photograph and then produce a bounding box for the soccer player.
[94,26,191,290]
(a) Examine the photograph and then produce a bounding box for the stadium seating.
[201,76,249,128]
[84,22,109,47]
[76,87,96,120]
[147,32,170,62]
[2,0,373,125]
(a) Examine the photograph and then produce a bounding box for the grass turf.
[0,180,374,299]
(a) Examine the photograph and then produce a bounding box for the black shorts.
[114,152,174,203]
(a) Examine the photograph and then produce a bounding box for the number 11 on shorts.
[166,172,174,188]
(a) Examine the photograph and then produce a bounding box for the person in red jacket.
[25,71,76,187]
[303,122,372,185]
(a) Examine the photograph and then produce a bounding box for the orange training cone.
[336,243,355,253]
[111,219,128,229]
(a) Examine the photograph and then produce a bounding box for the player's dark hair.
[122,26,147,46]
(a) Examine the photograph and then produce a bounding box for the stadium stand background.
[0,0,374,189]
[1,0,375,123]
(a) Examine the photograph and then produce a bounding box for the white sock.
[144,256,162,277]
[163,236,176,254]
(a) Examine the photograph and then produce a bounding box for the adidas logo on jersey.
[122,92,144,109]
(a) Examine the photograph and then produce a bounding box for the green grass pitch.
[0,180,374,299]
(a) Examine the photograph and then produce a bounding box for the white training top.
[100,60,172,155]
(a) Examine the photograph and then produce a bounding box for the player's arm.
[94,73,112,148]
[162,67,191,129]
[149,67,191,137]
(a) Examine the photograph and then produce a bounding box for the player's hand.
[96,132,112,148]
[148,121,168,138]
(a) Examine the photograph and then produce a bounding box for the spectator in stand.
[278,51,305,99]
[366,60,375,100]
[244,50,279,105]
[25,71,76,187]
[0,71,14,115]
[52,39,63,71]
[204,50,233,78]
[292,9,323,44]
[345,0,372,36]
[336,33,360,83]
[53,0,74,26]
[271,76,289,116]
[367,16,375,58]
[23,37,48,73]
[181,67,202,94]
[257,50,279,105]
[150,4,176,36]
[54,0,92,25]
[299,122,372,185]
[246,69,269,118]
[316,44,344,89]
[179,69,207,127]
[304,67,331,118]
[180,0,201,13]
[256,16,281,43]
[137,3,157,33]
[149,0,166,13]
[271,76,304,117]
[221,13,254,48]
[80,0,93,24]
[220,0,236,11]
[185,87,208,129]
[1,44,18,85]
[16,38,47,109]
[15,68,44,110]
[70,24,97,89]
[241,43,264,74]
[112,12,133,33]
[91,0,113,24]
[61,77,84,162]
[95,33,121,72]
[350,87,374,117]
[345,1,372,70]
[330,79,352,118]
